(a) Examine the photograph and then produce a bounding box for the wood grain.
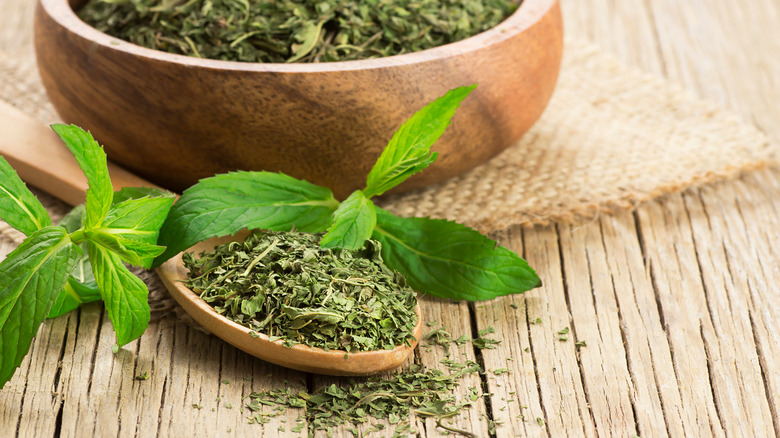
[2,0,780,436]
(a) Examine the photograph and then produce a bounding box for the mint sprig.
[0,84,540,388]
[0,125,174,387]
[154,85,541,301]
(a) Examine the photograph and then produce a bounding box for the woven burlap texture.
[380,40,775,231]
[0,39,775,320]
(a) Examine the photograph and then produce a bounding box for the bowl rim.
[40,0,558,73]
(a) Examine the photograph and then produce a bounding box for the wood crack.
[555,224,593,437]
[699,323,725,436]
[748,310,780,438]
[467,302,496,438]
[599,220,644,437]
[523,299,551,437]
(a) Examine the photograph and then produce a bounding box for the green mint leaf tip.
[319,190,376,250]
[50,124,113,229]
[364,84,476,198]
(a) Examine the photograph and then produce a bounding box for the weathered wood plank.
[55,304,105,438]
[151,321,307,437]
[682,186,775,436]
[477,290,547,438]
[513,225,596,437]
[557,221,637,437]
[475,227,547,438]
[15,317,69,438]
[561,0,665,75]
[645,0,780,139]
[635,196,725,437]
[735,171,780,430]
[697,173,780,432]
[416,298,490,438]
[598,213,686,437]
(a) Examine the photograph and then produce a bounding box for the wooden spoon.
[0,100,422,376]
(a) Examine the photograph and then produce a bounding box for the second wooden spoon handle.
[0,99,159,206]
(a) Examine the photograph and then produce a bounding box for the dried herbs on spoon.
[183,229,418,352]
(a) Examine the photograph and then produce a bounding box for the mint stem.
[69,229,87,244]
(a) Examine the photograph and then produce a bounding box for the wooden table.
[2,0,779,436]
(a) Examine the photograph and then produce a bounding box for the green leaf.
[47,276,101,319]
[99,191,175,268]
[51,124,113,228]
[288,18,326,63]
[319,190,376,250]
[48,205,100,318]
[153,171,339,266]
[58,203,86,234]
[0,156,52,235]
[48,188,174,317]
[112,186,172,204]
[84,229,165,268]
[87,241,150,348]
[102,192,175,241]
[371,208,541,301]
[0,226,80,386]
[363,85,476,198]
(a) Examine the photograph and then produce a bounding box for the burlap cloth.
[0,38,776,320]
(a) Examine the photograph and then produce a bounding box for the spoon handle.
[0,99,158,206]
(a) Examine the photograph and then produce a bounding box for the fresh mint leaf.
[363,85,476,198]
[100,192,175,268]
[51,124,112,228]
[319,190,376,250]
[0,156,52,235]
[87,241,150,348]
[371,208,541,301]
[58,203,86,234]
[112,186,172,204]
[153,171,339,266]
[47,277,101,319]
[48,205,100,318]
[84,229,164,268]
[0,226,80,386]
[102,193,175,241]
[48,188,174,317]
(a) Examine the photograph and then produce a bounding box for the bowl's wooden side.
[35,0,562,198]
[156,237,422,376]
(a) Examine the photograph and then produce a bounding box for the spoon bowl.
[157,234,423,376]
[1,100,420,376]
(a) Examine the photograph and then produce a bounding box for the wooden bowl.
[35,0,563,198]
[157,235,423,376]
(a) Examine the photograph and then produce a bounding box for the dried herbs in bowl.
[183,230,418,352]
[77,0,521,63]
